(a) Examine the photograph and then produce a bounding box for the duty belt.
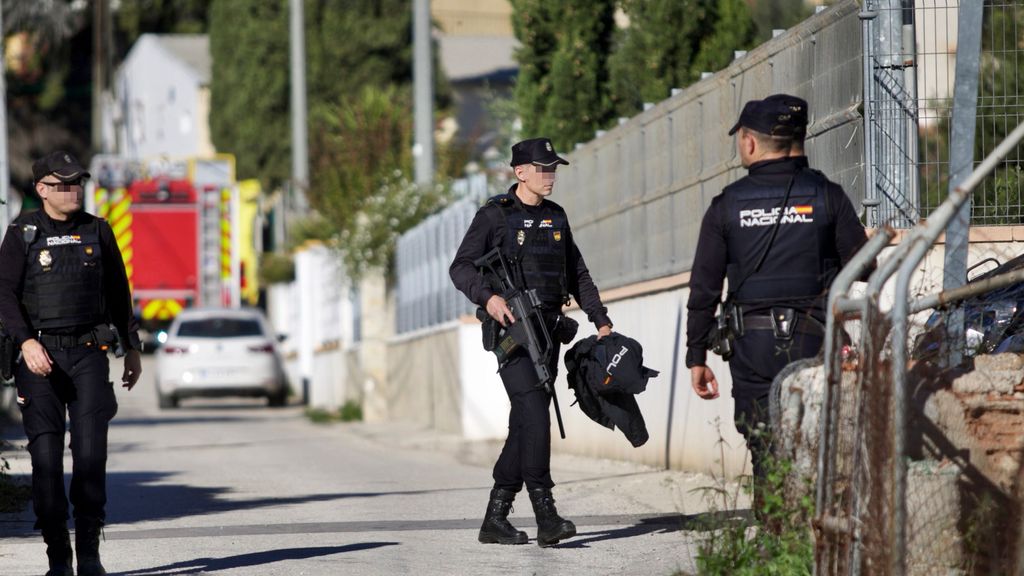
[742,314,825,337]
[37,332,97,350]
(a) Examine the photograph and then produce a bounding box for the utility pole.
[290,0,309,200]
[413,0,434,185]
[289,0,311,405]
[92,0,110,152]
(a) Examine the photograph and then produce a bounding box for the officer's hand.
[121,349,142,390]
[597,325,612,340]
[486,295,515,327]
[21,339,53,377]
[691,365,720,400]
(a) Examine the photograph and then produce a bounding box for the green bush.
[304,399,363,424]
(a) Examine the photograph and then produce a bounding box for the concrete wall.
[386,322,507,440]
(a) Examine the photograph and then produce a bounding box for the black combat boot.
[528,488,576,547]
[75,520,106,576]
[41,525,74,576]
[478,488,528,545]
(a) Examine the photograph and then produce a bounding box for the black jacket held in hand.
[564,333,659,448]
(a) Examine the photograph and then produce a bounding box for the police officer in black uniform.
[685,95,869,501]
[450,137,612,547]
[0,151,143,576]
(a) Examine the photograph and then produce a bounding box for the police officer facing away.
[686,96,869,497]
[0,151,143,576]
[450,138,612,547]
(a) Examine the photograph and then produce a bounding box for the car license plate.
[199,368,236,379]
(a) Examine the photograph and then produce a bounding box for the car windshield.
[176,318,264,338]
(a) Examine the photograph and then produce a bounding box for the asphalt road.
[0,355,741,575]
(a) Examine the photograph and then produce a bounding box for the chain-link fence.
[867,0,1024,228]
[816,120,1024,575]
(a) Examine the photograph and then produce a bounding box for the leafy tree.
[509,0,559,144]
[308,85,450,277]
[510,0,616,151]
[541,0,616,150]
[609,0,756,117]
[209,0,291,189]
[113,0,209,58]
[919,3,1024,225]
[748,0,813,43]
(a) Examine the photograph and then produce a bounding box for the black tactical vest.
[722,169,838,307]
[22,217,106,330]
[485,193,569,307]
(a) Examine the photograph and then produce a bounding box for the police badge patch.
[553,231,562,241]
[517,230,526,245]
[39,250,52,267]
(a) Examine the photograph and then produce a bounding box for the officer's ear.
[738,128,758,158]
[513,164,529,182]
[35,181,49,199]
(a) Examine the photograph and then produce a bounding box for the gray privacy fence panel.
[394,0,864,333]
[561,0,864,291]
[396,173,493,333]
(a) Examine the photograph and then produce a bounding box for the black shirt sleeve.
[449,207,498,309]
[829,183,874,280]
[685,195,728,368]
[565,226,611,329]
[0,224,31,346]
[98,220,141,348]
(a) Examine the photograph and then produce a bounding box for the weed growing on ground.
[691,420,814,576]
[305,399,364,424]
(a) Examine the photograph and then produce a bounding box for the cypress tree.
[609,0,756,118]
[541,0,617,151]
[209,0,290,188]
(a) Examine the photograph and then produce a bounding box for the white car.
[155,308,288,408]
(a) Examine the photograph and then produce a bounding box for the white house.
[111,34,214,162]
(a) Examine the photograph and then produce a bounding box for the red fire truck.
[89,157,242,350]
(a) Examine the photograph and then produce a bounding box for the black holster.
[0,329,15,384]
[552,315,578,345]
[477,308,500,352]
[710,300,743,361]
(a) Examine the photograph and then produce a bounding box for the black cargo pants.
[15,344,117,530]
[728,327,823,482]
[491,338,562,493]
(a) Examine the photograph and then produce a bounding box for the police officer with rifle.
[450,137,612,547]
[0,151,143,576]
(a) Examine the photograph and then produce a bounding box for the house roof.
[152,34,210,84]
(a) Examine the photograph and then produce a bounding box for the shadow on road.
[110,542,399,575]
[108,414,269,427]
[100,471,476,526]
[550,509,753,548]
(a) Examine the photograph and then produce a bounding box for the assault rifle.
[474,247,566,439]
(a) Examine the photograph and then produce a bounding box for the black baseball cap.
[510,137,569,167]
[728,94,809,137]
[32,151,90,182]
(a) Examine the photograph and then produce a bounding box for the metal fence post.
[943,1,984,369]
[861,2,881,228]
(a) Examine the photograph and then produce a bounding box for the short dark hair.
[745,128,797,154]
